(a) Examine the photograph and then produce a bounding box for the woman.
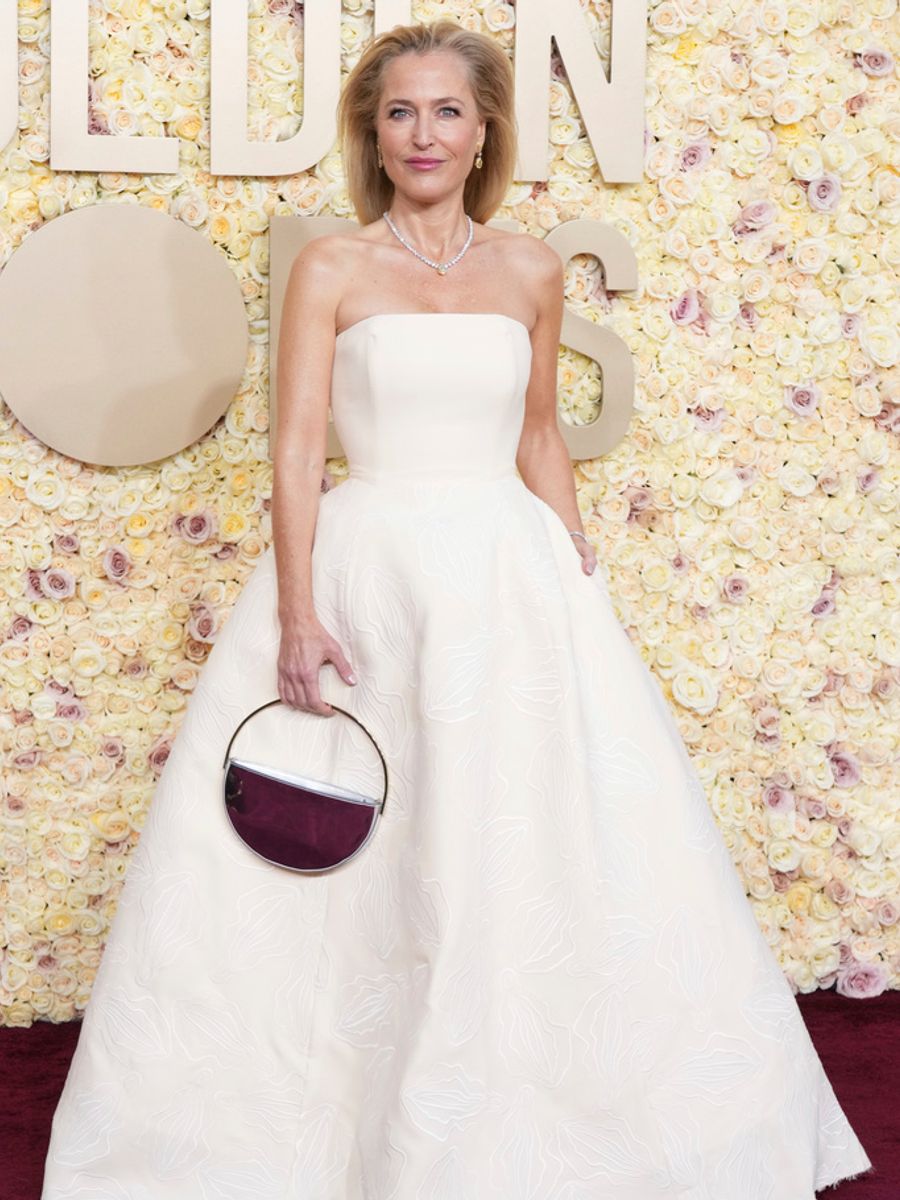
[43,19,872,1199]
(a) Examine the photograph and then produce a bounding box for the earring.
[475,145,483,170]
[376,141,383,168]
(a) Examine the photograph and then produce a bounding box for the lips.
[406,158,443,166]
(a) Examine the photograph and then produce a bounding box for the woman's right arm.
[272,238,356,716]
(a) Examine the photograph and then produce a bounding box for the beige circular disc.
[0,204,248,467]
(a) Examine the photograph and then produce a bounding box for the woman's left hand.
[571,534,598,575]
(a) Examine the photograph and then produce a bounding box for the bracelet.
[567,530,588,542]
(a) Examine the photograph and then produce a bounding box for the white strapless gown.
[42,313,873,1199]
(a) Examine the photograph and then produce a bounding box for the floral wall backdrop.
[0,0,897,1025]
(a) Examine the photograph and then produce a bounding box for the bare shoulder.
[289,233,356,279]
[481,225,562,287]
[478,227,562,326]
[286,232,371,314]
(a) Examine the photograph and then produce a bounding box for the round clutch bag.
[221,698,388,874]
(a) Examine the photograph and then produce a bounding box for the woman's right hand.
[277,614,357,715]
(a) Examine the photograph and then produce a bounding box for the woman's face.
[374,50,486,204]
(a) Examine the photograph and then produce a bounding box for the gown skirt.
[41,312,874,1199]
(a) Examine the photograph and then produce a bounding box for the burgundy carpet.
[1,987,896,1199]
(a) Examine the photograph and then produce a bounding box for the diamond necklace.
[382,210,474,276]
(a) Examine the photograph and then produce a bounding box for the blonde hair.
[337,19,517,226]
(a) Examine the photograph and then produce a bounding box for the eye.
[439,106,460,117]
[387,107,409,119]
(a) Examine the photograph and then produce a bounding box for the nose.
[411,117,435,149]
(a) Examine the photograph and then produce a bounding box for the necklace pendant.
[437,265,447,275]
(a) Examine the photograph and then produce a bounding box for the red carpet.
[1,987,896,1199]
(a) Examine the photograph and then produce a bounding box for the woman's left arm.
[514,237,598,577]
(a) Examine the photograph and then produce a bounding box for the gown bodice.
[329,312,533,485]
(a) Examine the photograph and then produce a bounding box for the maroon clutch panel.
[221,698,388,874]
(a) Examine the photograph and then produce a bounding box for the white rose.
[821,132,857,173]
[741,267,773,304]
[773,92,810,124]
[785,4,819,35]
[791,238,829,275]
[671,665,718,714]
[758,3,787,36]
[650,4,687,34]
[706,289,740,322]
[24,472,67,511]
[751,52,790,91]
[859,323,897,368]
[640,561,675,593]
[778,463,817,497]
[768,839,803,872]
[806,310,843,346]
[800,712,838,744]
[699,469,744,509]
[71,644,108,678]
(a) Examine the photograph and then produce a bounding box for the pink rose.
[799,795,827,820]
[184,639,211,664]
[772,869,799,892]
[829,750,862,788]
[103,546,132,583]
[148,739,172,776]
[736,301,758,329]
[722,574,749,604]
[856,47,894,77]
[670,288,700,326]
[25,569,44,599]
[836,960,888,998]
[101,738,125,760]
[783,383,821,418]
[42,567,76,599]
[755,730,782,750]
[737,200,776,231]
[187,603,218,642]
[624,487,654,525]
[812,592,836,618]
[825,879,854,904]
[873,402,900,434]
[857,467,879,493]
[763,782,795,814]
[873,673,896,699]
[806,173,841,213]
[755,707,782,736]
[681,141,712,170]
[174,511,217,544]
[8,615,33,639]
[691,405,725,431]
[53,532,80,554]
